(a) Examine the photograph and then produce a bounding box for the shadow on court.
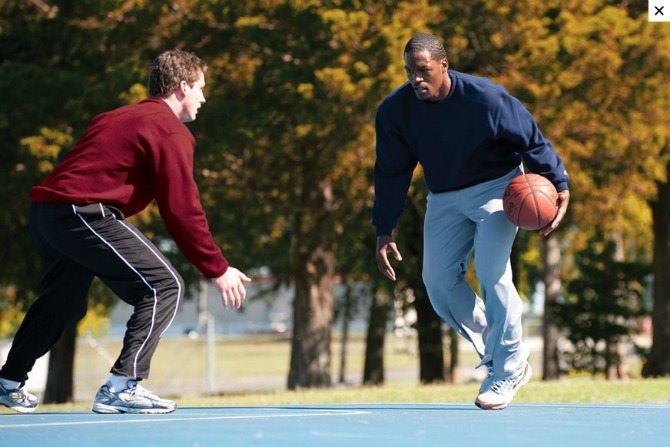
[0,403,668,446]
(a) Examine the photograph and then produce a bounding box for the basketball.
[502,174,558,230]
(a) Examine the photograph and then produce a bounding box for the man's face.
[404,50,448,102]
[178,72,206,122]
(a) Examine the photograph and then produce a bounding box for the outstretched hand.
[540,189,570,236]
[376,235,402,281]
[211,267,252,309]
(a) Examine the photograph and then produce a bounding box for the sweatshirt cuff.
[201,257,229,279]
[375,226,394,238]
[554,181,569,193]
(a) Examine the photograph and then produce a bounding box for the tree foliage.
[557,235,650,376]
[436,0,670,377]
[2,0,670,398]
[485,0,670,252]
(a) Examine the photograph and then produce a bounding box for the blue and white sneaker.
[0,381,38,413]
[92,380,176,414]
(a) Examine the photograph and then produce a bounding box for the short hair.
[404,33,447,61]
[149,49,208,98]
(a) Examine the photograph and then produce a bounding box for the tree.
[188,1,395,388]
[363,283,392,385]
[0,0,194,402]
[644,161,670,377]
[557,236,650,377]
[620,7,668,377]
[542,234,562,380]
[470,0,670,379]
[190,0,452,389]
[397,182,445,383]
[5,0,669,400]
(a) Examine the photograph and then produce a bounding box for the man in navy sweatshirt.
[373,33,570,410]
[0,49,251,414]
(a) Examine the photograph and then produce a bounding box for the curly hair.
[149,49,208,98]
[403,33,447,61]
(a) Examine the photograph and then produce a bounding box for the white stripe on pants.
[422,167,529,379]
[0,202,183,383]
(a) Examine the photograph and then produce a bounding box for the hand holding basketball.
[541,189,570,235]
[503,174,558,231]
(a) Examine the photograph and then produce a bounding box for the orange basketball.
[502,174,558,230]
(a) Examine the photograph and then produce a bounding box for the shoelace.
[490,374,521,393]
[15,382,31,396]
[128,383,152,398]
[128,383,170,404]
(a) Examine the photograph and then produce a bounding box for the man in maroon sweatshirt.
[0,49,250,414]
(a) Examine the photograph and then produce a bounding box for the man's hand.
[211,267,251,309]
[540,189,570,236]
[376,235,402,281]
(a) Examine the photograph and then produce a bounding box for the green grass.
[185,376,670,406]
[1,333,668,413]
[17,376,670,413]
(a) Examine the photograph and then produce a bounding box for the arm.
[371,105,418,236]
[496,94,569,192]
[152,133,229,278]
[496,93,570,234]
[371,104,416,280]
[154,140,252,307]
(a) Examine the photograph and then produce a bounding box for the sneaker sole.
[1,403,37,414]
[474,398,509,411]
[92,402,176,414]
[475,363,532,410]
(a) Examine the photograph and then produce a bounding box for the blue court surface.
[1,403,668,446]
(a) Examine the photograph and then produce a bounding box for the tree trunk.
[607,232,629,380]
[606,337,629,380]
[401,187,445,383]
[287,245,335,389]
[447,327,460,383]
[542,233,561,380]
[643,173,670,377]
[287,173,337,389]
[337,279,353,384]
[413,287,445,384]
[43,325,76,404]
[363,287,391,385]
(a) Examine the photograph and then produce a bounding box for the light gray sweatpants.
[422,167,529,379]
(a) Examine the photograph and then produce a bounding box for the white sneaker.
[92,380,176,414]
[478,366,495,394]
[475,363,532,410]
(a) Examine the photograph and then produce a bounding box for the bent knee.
[153,273,185,300]
[423,264,466,291]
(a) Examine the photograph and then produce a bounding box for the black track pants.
[0,202,184,382]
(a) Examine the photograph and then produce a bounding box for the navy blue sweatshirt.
[372,70,569,236]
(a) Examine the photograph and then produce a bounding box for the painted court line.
[1,404,668,447]
[0,409,371,429]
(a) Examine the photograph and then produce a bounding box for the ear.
[178,80,190,95]
[442,58,449,72]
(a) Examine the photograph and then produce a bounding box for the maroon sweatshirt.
[30,98,229,278]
